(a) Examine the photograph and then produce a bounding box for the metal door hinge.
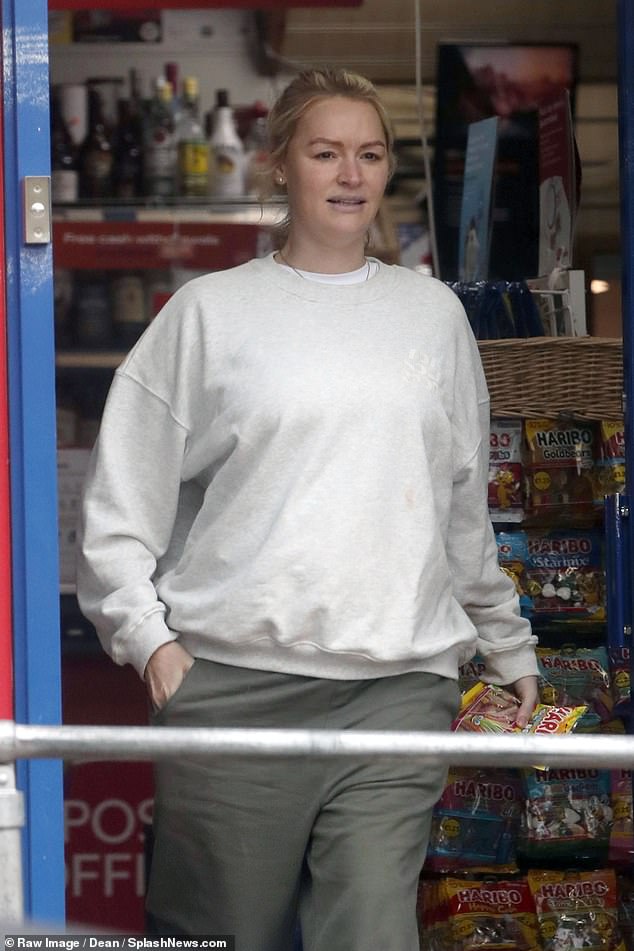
[23,176,51,244]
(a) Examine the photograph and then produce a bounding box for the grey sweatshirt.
[77,253,538,684]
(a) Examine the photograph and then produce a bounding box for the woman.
[77,68,538,951]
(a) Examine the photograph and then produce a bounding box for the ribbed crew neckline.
[252,251,399,303]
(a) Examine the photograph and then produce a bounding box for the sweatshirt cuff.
[112,610,178,680]
[479,638,539,688]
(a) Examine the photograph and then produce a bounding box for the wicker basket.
[477,336,623,421]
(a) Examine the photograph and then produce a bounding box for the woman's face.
[277,96,390,258]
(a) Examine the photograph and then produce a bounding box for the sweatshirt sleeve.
[76,370,190,679]
[445,318,539,687]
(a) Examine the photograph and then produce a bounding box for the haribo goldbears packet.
[523,418,597,526]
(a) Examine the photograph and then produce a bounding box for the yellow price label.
[453,918,475,939]
[440,818,461,839]
[533,471,552,491]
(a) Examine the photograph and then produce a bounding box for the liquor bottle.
[50,93,79,203]
[113,70,143,199]
[73,271,113,350]
[208,89,245,199]
[142,78,177,199]
[164,61,182,123]
[79,87,114,200]
[145,270,173,320]
[111,271,148,348]
[177,76,209,198]
[58,83,88,149]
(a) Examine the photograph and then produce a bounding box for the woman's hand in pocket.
[144,641,195,713]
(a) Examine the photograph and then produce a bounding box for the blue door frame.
[2,0,65,922]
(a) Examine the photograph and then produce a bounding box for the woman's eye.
[315,150,336,159]
[362,151,383,161]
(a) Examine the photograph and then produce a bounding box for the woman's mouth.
[327,198,366,207]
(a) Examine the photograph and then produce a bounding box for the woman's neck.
[279,239,367,274]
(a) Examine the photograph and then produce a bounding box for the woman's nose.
[337,157,362,185]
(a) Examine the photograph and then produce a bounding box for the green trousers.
[146,659,459,951]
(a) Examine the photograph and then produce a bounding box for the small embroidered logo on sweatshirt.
[404,348,435,384]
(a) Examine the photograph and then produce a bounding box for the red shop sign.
[53,220,268,271]
[65,760,154,933]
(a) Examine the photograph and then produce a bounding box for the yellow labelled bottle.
[177,76,209,198]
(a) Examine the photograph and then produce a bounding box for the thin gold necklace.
[276,249,371,282]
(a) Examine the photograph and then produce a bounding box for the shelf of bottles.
[51,65,275,213]
[52,63,286,357]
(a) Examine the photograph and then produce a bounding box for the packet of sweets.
[441,875,541,951]
[459,654,486,692]
[453,682,587,736]
[525,529,605,623]
[609,646,630,712]
[520,764,612,865]
[528,868,625,951]
[523,418,597,526]
[496,531,533,619]
[537,645,613,728]
[425,765,523,874]
[594,420,626,503]
[489,418,524,523]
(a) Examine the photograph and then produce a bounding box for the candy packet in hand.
[453,681,587,735]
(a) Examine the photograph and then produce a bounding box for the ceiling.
[278,0,618,84]
[264,0,620,242]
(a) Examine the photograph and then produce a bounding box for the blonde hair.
[261,68,396,244]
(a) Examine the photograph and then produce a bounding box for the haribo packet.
[439,875,541,951]
[496,531,533,619]
[525,529,605,623]
[520,764,612,865]
[537,645,613,729]
[594,420,626,504]
[609,646,630,712]
[489,418,524,523]
[528,868,625,951]
[459,654,486,693]
[453,682,588,736]
[523,418,597,526]
[425,765,523,874]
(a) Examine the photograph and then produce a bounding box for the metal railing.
[4,720,634,768]
[3,720,634,925]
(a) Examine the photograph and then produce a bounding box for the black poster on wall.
[433,43,578,282]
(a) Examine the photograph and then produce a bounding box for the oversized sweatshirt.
[76,253,538,684]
